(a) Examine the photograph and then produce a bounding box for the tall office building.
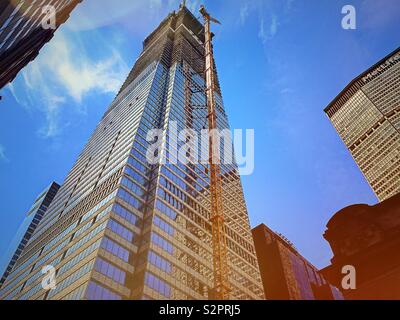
[324,47,400,201]
[0,5,264,300]
[0,182,60,286]
[0,0,82,90]
[252,224,343,300]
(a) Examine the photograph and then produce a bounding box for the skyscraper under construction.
[0,5,264,300]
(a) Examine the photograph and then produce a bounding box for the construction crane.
[199,5,230,300]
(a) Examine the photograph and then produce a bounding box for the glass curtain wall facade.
[325,48,400,201]
[0,182,60,286]
[0,5,264,300]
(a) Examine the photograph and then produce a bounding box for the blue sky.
[0,0,399,270]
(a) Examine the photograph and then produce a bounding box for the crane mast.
[199,5,230,300]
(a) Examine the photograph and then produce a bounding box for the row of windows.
[162,148,209,189]
[130,144,149,165]
[11,220,71,279]
[156,192,211,237]
[80,201,113,223]
[61,282,87,300]
[101,237,130,262]
[86,281,122,300]
[107,60,157,113]
[47,260,95,299]
[25,211,131,298]
[144,272,171,298]
[0,268,30,297]
[117,188,145,214]
[158,186,208,221]
[124,166,147,187]
[34,239,69,271]
[153,215,175,236]
[160,166,205,200]
[94,258,126,285]
[57,128,122,209]
[155,199,177,220]
[25,255,62,289]
[58,239,102,277]
[3,283,23,300]
[127,156,148,174]
[35,185,108,252]
[121,176,146,199]
[151,232,174,255]
[112,203,141,227]
[66,222,107,257]
[31,189,115,250]
[19,281,42,300]
[148,251,172,273]
[107,219,134,242]
[96,205,113,221]
[132,140,148,160]
[73,220,93,239]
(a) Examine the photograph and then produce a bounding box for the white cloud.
[185,0,201,13]
[67,0,183,33]
[67,0,149,31]
[35,32,128,103]
[240,4,249,25]
[11,29,129,138]
[18,61,66,138]
[0,144,8,162]
[270,15,278,37]
[258,18,265,41]
[149,0,162,10]
[258,15,278,44]
[7,83,25,107]
[39,94,66,138]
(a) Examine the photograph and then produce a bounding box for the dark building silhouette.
[0,182,60,287]
[252,224,343,300]
[321,193,400,299]
[0,0,81,90]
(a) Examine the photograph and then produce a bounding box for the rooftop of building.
[142,4,204,50]
[324,46,400,118]
[252,223,327,272]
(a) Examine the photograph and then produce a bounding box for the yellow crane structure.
[199,5,230,300]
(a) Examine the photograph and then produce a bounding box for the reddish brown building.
[252,224,343,300]
[321,193,400,300]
